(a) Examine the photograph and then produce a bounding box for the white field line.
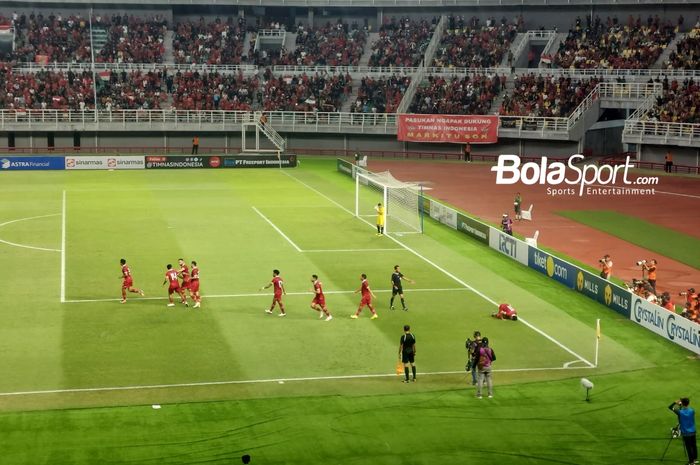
[282,171,596,368]
[303,248,403,253]
[0,365,594,398]
[64,287,469,304]
[251,206,302,252]
[0,213,61,252]
[61,191,66,303]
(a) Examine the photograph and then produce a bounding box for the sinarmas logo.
[490,154,659,196]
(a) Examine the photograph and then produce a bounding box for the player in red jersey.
[162,264,187,307]
[492,303,518,321]
[178,258,192,304]
[189,260,201,308]
[119,258,144,303]
[262,269,286,316]
[352,273,378,319]
[310,274,332,321]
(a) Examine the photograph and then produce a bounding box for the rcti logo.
[491,154,658,196]
[1,158,10,169]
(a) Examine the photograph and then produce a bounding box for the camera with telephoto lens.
[598,258,606,264]
[636,259,647,266]
[679,287,695,297]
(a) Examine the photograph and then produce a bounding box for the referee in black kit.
[399,325,417,383]
[390,265,414,311]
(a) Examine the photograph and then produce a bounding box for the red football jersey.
[191,266,199,280]
[272,276,284,294]
[122,265,131,278]
[498,304,516,317]
[166,269,179,285]
[314,280,324,298]
[179,264,191,284]
[361,279,370,297]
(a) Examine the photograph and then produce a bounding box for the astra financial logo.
[1,158,10,169]
[490,154,659,196]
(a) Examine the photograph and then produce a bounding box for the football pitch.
[0,158,696,464]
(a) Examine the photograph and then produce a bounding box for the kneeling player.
[492,303,518,321]
[310,274,332,321]
[163,264,187,307]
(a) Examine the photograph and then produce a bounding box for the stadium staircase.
[256,116,287,153]
[490,79,515,115]
[341,86,360,112]
[539,32,566,67]
[283,31,297,53]
[91,27,108,55]
[162,30,175,63]
[502,33,526,67]
[358,32,379,67]
[652,32,685,68]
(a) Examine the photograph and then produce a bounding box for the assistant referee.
[399,325,417,383]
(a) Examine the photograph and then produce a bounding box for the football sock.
[390,296,395,306]
[404,367,410,381]
[377,225,381,233]
[412,366,416,379]
[401,298,406,309]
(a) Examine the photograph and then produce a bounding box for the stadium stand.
[645,78,700,123]
[351,75,411,114]
[432,15,521,68]
[664,25,700,69]
[261,72,351,112]
[409,74,503,115]
[96,70,166,110]
[369,17,437,67]
[96,15,167,63]
[553,15,677,69]
[172,17,247,65]
[171,71,258,111]
[0,68,94,110]
[278,22,367,67]
[499,74,601,117]
[9,12,92,63]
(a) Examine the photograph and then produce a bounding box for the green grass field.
[0,158,697,465]
[557,210,700,269]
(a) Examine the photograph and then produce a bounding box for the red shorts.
[189,280,199,293]
[122,277,133,288]
[360,295,372,306]
[181,281,190,290]
[312,296,326,307]
[168,285,181,294]
[273,293,283,303]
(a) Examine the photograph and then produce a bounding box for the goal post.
[354,169,424,234]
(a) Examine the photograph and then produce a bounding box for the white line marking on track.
[282,171,596,369]
[61,191,66,303]
[303,248,404,253]
[0,365,594,397]
[0,213,61,252]
[251,206,302,252]
[588,183,700,200]
[63,287,469,303]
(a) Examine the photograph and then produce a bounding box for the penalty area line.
[0,365,593,397]
[282,171,596,369]
[63,287,469,303]
[251,206,302,252]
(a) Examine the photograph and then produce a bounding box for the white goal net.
[355,168,424,234]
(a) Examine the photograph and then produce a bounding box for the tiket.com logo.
[1,158,10,169]
[546,256,555,277]
[491,154,658,196]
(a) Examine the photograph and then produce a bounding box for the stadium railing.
[623,120,700,147]
[599,153,700,174]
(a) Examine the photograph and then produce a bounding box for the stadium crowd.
[369,17,436,67]
[499,74,601,117]
[409,74,503,114]
[96,70,165,110]
[171,71,258,111]
[95,15,167,63]
[261,72,351,112]
[0,67,94,110]
[664,25,700,69]
[433,15,521,68]
[553,15,677,69]
[4,12,92,63]
[172,17,247,65]
[351,75,411,114]
[645,78,700,124]
[276,22,367,67]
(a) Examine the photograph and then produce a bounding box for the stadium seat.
[358,155,368,167]
[521,204,534,221]
[525,230,539,247]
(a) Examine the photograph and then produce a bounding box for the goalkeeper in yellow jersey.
[375,202,385,236]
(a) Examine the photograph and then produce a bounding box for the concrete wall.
[640,144,700,167]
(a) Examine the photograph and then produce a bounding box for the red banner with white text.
[397,114,499,144]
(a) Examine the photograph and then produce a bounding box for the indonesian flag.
[540,54,552,65]
[0,24,11,34]
[98,70,111,80]
[35,55,50,65]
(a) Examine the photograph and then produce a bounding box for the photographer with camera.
[475,337,496,399]
[465,331,482,386]
[599,254,613,280]
[669,398,697,465]
[660,292,676,313]
[679,288,699,322]
[638,259,658,293]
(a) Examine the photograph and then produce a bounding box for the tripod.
[660,425,683,462]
